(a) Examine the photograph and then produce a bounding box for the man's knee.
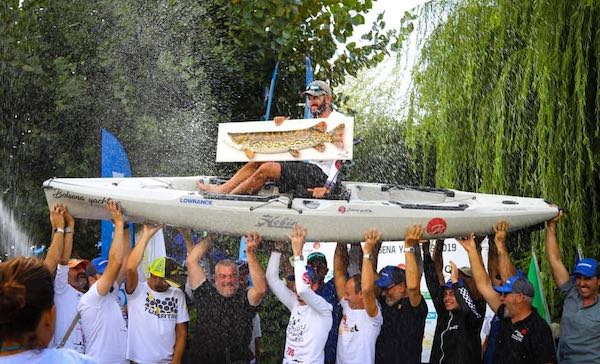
[256,162,281,179]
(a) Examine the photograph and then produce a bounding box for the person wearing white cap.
[124,225,189,364]
[458,233,556,364]
[545,211,600,363]
[197,80,346,199]
[78,202,130,364]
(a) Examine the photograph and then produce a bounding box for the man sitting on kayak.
[197,80,344,198]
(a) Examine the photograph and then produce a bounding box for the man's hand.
[307,187,330,199]
[245,232,261,255]
[289,224,307,257]
[50,203,65,229]
[363,229,382,254]
[493,221,509,245]
[107,202,124,225]
[64,206,74,229]
[547,208,563,229]
[450,260,458,283]
[142,224,163,238]
[456,233,477,252]
[273,116,289,126]
[404,225,424,247]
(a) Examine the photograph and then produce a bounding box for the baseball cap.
[68,259,90,269]
[301,80,332,97]
[494,273,535,298]
[443,278,465,290]
[149,257,185,288]
[307,252,327,265]
[91,257,109,275]
[573,258,600,278]
[375,266,406,289]
[458,266,473,277]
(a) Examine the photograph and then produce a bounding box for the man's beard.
[312,103,328,117]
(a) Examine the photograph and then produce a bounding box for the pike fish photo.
[225,121,345,159]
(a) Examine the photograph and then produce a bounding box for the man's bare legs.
[230,162,282,195]
[197,162,263,193]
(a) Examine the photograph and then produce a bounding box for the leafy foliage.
[403,0,600,318]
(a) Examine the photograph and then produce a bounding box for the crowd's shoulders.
[0,348,96,364]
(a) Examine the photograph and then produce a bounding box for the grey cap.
[301,80,332,97]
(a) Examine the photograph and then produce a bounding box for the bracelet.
[64,227,74,234]
[292,255,304,262]
[404,246,415,253]
[53,227,65,234]
[363,253,372,260]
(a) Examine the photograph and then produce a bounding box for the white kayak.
[42,176,559,242]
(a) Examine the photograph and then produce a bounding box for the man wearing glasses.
[458,234,556,364]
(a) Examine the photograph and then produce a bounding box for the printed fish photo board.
[216,117,354,162]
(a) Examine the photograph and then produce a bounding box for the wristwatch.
[363,253,372,260]
[404,246,415,253]
[292,255,304,262]
[53,227,65,234]
[64,227,74,234]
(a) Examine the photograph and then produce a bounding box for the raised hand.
[245,231,262,255]
[449,260,459,283]
[456,233,476,252]
[288,224,307,257]
[493,220,509,244]
[273,116,289,126]
[363,228,382,254]
[404,225,424,247]
[142,223,163,238]
[50,203,65,229]
[547,208,563,227]
[107,201,124,225]
[63,206,74,228]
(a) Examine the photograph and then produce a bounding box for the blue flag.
[304,56,314,119]
[101,129,133,260]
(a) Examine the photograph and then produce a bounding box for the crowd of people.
[2,81,599,364]
[1,201,599,364]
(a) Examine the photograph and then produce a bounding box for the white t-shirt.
[266,252,333,363]
[336,299,383,364]
[308,110,347,184]
[126,281,189,364]
[50,264,85,353]
[0,348,96,364]
[78,282,128,364]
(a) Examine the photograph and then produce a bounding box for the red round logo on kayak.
[338,206,346,214]
[312,242,321,249]
[426,218,447,236]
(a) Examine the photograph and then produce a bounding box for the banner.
[100,129,133,260]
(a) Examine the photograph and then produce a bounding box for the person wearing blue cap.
[545,211,600,363]
[265,225,333,363]
[374,225,428,364]
[458,233,556,364]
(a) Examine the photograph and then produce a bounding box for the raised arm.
[61,206,75,265]
[404,225,424,307]
[178,228,194,257]
[266,245,296,311]
[432,239,446,285]
[96,202,125,296]
[245,232,267,306]
[449,260,482,319]
[44,204,65,276]
[362,229,381,318]
[545,211,569,287]
[186,232,215,290]
[125,224,162,294]
[457,234,502,312]
[493,221,516,281]
[291,225,333,313]
[334,242,349,301]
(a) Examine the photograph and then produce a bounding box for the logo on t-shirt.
[511,329,525,342]
[144,292,179,319]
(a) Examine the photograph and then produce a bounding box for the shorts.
[279,162,328,196]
